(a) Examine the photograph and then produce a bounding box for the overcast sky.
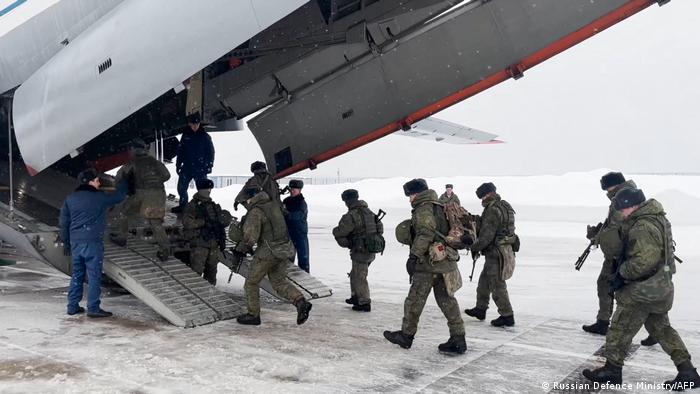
[211,1,700,178]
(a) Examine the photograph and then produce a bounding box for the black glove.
[460,232,474,247]
[609,273,626,296]
[63,244,71,256]
[406,255,418,277]
[586,224,599,241]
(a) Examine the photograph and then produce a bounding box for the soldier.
[182,178,230,285]
[60,168,127,318]
[438,184,460,205]
[464,182,517,327]
[234,161,282,211]
[232,186,312,326]
[332,189,381,312]
[383,179,466,354]
[110,139,171,260]
[583,189,700,389]
[582,172,656,346]
[283,179,310,273]
[172,112,215,213]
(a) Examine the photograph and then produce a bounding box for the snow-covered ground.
[1,171,699,393]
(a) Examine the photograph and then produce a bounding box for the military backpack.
[355,207,386,254]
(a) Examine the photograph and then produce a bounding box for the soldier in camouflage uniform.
[234,161,282,211]
[583,189,700,390]
[111,139,171,261]
[182,179,230,285]
[438,184,460,205]
[384,179,466,354]
[464,182,516,327]
[582,172,654,345]
[332,189,379,312]
[232,187,312,326]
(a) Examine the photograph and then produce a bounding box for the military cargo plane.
[0,0,671,326]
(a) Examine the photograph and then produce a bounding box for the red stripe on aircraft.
[275,0,655,178]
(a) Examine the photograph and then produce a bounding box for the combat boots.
[582,361,622,385]
[295,299,312,325]
[464,307,487,321]
[582,319,609,335]
[491,315,515,327]
[664,360,700,392]
[438,335,467,354]
[641,335,658,346]
[383,330,414,349]
[352,303,371,312]
[109,233,127,247]
[236,313,261,325]
[345,296,358,305]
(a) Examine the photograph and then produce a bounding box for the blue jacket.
[283,194,308,236]
[59,182,127,245]
[176,130,215,176]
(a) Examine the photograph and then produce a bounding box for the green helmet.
[395,219,414,246]
[228,217,244,243]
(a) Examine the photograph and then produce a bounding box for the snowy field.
[1,170,699,393]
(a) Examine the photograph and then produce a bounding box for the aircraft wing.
[397,117,501,144]
[12,0,306,175]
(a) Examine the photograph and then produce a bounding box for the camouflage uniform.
[235,172,282,209]
[471,193,515,317]
[604,199,691,367]
[114,151,171,256]
[402,189,464,337]
[438,192,460,206]
[183,191,227,285]
[593,180,636,322]
[234,192,304,317]
[332,200,378,306]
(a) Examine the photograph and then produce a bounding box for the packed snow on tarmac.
[1,170,699,393]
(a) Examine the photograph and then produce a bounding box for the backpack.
[358,207,386,254]
[433,202,476,250]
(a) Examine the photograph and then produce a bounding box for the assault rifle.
[469,252,479,282]
[574,222,604,271]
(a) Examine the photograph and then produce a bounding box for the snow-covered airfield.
[1,170,698,393]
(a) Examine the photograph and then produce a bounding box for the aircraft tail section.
[245,0,662,177]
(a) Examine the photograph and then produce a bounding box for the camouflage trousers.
[596,258,615,321]
[244,256,303,317]
[402,271,465,337]
[605,303,691,367]
[350,259,373,306]
[115,192,169,256]
[476,256,513,316]
[190,241,220,285]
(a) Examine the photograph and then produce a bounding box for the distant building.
[165,175,364,189]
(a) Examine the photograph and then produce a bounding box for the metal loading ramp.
[103,239,244,327]
[221,241,333,301]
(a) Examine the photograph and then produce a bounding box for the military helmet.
[341,189,359,202]
[476,182,496,199]
[196,178,214,190]
[228,217,244,243]
[395,219,414,245]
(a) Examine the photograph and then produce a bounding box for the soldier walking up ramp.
[221,242,332,301]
